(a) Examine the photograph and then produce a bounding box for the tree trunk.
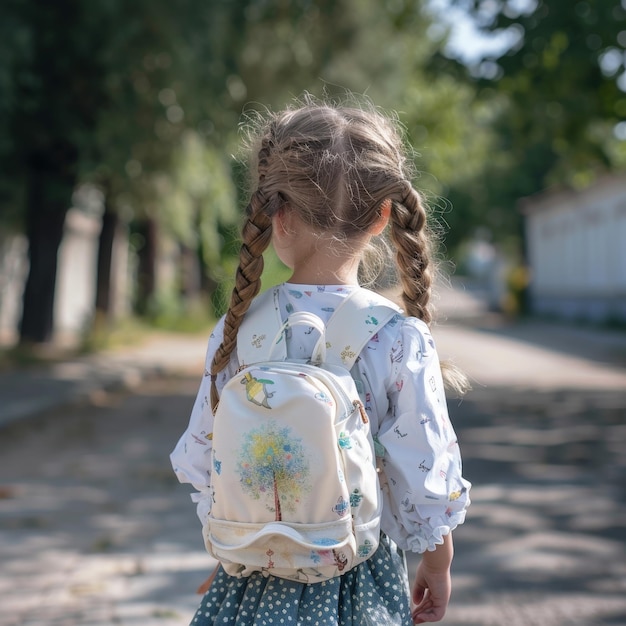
[179,243,203,312]
[95,196,118,319]
[135,217,158,315]
[273,473,282,521]
[19,166,74,345]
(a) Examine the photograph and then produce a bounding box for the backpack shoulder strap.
[237,286,402,368]
[322,288,402,369]
[236,287,283,366]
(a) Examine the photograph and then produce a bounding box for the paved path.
[0,283,625,625]
[0,332,208,429]
[422,283,626,626]
[0,376,209,626]
[432,283,626,391]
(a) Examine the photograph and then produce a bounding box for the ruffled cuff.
[406,509,467,553]
[380,488,469,553]
[406,526,448,554]
[192,492,212,526]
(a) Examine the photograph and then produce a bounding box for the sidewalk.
[430,281,626,391]
[0,332,208,428]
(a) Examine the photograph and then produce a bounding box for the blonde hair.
[210,96,468,407]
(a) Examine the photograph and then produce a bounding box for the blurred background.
[1,0,625,350]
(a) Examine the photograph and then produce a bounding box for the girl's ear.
[370,199,391,236]
[272,206,289,237]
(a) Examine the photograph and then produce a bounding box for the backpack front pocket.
[206,516,357,582]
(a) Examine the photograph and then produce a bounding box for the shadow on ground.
[470,318,626,369]
[418,386,626,626]
[1,377,625,625]
[0,376,213,626]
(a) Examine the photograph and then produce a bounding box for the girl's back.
[170,97,471,625]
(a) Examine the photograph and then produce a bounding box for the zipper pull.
[354,400,368,424]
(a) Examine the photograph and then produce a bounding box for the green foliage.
[397,74,502,250]
[80,315,151,354]
[146,293,215,334]
[3,0,504,338]
[155,132,238,275]
[443,0,626,249]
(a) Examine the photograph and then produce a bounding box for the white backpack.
[204,286,400,583]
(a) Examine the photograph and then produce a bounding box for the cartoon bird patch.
[241,372,275,409]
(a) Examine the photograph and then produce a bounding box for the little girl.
[171,97,471,625]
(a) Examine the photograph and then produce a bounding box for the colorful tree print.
[237,421,310,520]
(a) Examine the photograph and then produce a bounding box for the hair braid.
[389,180,470,395]
[209,136,278,409]
[389,182,434,324]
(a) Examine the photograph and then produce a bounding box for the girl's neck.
[286,250,361,286]
[272,210,366,286]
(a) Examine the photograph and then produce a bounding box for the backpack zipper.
[247,361,357,419]
[354,399,368,424]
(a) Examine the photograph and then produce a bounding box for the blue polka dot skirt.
[190,535,412,626]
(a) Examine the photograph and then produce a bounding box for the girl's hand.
[411,560,451,623]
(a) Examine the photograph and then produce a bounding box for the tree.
[2,0,243,338]
[237,420,310,521]
[150,131,238,313]
[2,1,114,343]
[87,1,230,319]
[2,0,487,343]
[441,0,626,247]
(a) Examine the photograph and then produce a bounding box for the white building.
[521,176,626,323]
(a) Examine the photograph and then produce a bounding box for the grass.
[0,341,79,371]
[80,314,154,354]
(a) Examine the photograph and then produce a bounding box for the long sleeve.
[171,288,471,553]
[170,317,236,524]
[375,317,471,553]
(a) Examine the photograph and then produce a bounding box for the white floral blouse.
[171,283,471,554]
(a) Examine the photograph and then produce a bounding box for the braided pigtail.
[209,136,279,410]
[389,181,470,395]
[389,182,434,324]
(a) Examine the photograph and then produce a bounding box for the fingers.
[412,587,448,623]
[411,561,451,623]
[412,583,426,606]
[412,601,446,624]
